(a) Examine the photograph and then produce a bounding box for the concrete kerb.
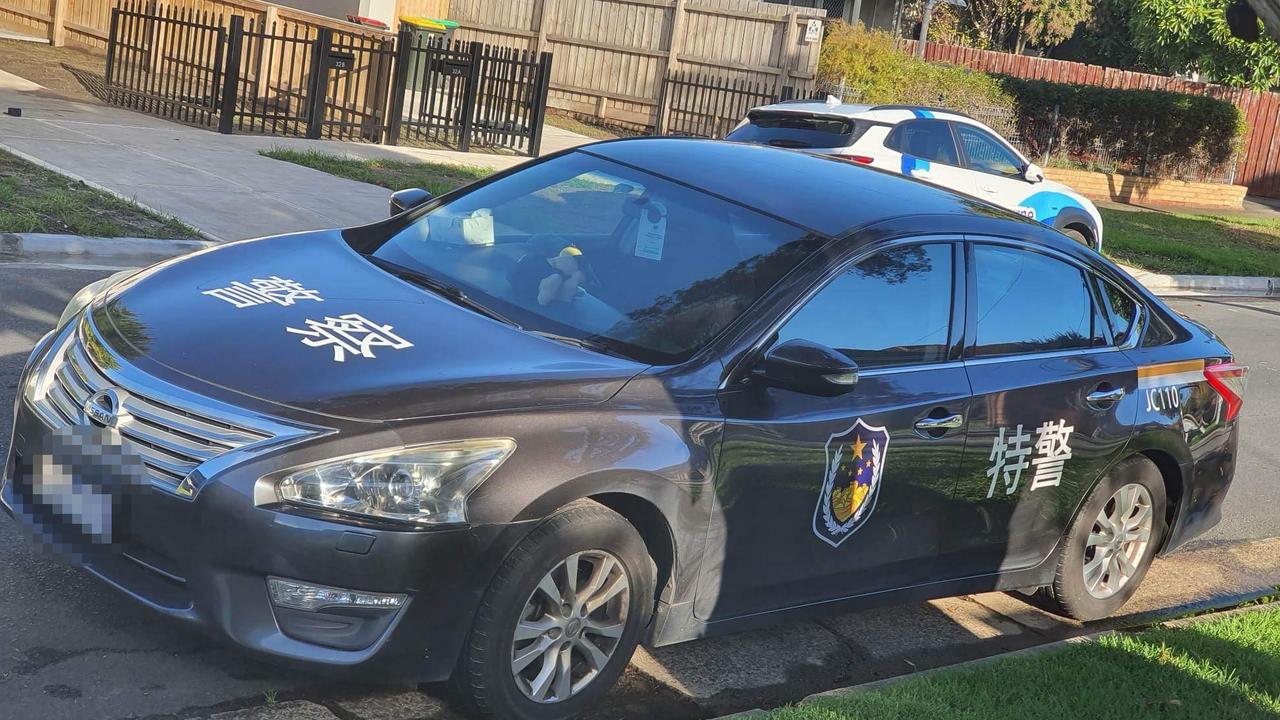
[0,140,224,243]
[714,590,1280,719]
[1120,263,1280,297]
[1,232,215,260]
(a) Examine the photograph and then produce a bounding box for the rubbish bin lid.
[400,15,449,31]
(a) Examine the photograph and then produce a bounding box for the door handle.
[1086,386,1126,409]
[915,414,964,431]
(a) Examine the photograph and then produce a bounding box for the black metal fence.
[105,2,225,128]
[388,34,551,154]
[657,70,790,139]
[104,1,553,156]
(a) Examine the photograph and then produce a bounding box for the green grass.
[767,604,1280,720]
[1101,207,1280,276]
[544,110,642,141]
[258,148,493,197]
[0,150,200,239]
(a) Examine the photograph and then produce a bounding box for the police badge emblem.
[813,418,890,547]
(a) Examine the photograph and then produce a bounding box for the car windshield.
[368,151,823,364]
[726,112,862,149]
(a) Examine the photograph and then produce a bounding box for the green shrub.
[999,78,1246,177]
[816,22,1246,179]
[817,22,1017,117]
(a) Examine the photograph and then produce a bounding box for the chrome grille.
[29,321,284,492]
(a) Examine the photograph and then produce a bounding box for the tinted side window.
[1097,278,1138,345]
[954,124,1023,176]
[885,120,959,165]
[777,244,954,368]
[972,245,1102,357]
[1142,312,1178,347]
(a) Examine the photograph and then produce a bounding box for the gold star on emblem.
[850,434,867,459]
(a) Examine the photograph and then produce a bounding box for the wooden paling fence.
[902,40,1280,199]
[657,70,786,138]
[101,0,553,155]
[0,0,447,52]
[445,0,827,131]
[2,0,828,136]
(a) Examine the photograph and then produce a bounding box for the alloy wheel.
[511,549,630,703]
[1083,483,1154,599]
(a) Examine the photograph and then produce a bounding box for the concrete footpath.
[0,70,576,242]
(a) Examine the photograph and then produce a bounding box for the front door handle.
[1087,386,1126,409]
[915,414,964,431]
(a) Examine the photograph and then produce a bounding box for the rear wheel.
[455,500,655,720]
[1061,227,1092,248]
[1042,456,1167,621]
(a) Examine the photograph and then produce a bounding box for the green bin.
[401,16,459,91]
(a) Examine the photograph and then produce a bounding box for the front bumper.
[2,399,530,681]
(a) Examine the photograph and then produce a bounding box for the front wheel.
[1042,456,1167,621]
[455,500,656,720]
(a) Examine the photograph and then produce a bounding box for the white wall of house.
[270,0,397,26]
[762,0,900,32]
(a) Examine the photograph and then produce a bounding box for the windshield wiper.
[365,255,520,328]
[527,330,621,357]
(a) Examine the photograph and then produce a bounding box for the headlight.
[276,438,516,524]
[56,270,135,329]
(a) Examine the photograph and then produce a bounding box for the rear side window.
[1142,312,1179,347]
[777,244,954,368]
[971,245,1104,357]
[884,120,959,165]
[726,112,863,149]
[1097,278,1139,345]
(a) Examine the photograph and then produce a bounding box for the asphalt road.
[0,263,1278,719]
[1164,296,1280,547]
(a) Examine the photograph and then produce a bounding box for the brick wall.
[1045,168,1249,210]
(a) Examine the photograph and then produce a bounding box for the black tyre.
[455,500,656,720]
[1043,455,1167,621]
[1061,227,1092,248]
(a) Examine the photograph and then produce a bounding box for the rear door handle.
[915,414,964,431]
[1086,386,1126,409]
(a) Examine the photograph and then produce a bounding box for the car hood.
[88,231,646,422]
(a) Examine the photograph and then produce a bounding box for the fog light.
[267,577,406,612]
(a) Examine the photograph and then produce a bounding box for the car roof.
[748,100,980,126]
[580,137,1002,237]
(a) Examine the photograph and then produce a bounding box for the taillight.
[1205,362,1248,421]
[838,154,874,164]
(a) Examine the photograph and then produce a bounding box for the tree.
[1128,0,1280,89]
[1017,0,1095,52]
[1070,0,1145,68]
[926,0,1091,52]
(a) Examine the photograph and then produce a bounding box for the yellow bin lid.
[400,16,449,31]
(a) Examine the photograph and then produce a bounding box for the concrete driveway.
[2,262,1279,720]
[0,70,580,243]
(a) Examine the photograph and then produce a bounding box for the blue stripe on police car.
[1015,190,1085,224]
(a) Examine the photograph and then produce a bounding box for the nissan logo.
[83,388,131,428]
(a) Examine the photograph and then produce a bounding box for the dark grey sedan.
[4,139,1244,719]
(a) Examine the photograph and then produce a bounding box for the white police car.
[727,101,1104,249]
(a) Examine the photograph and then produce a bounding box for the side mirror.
[390,188,434,216]
[755,339,859,396]
[1022,162,1045,184]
